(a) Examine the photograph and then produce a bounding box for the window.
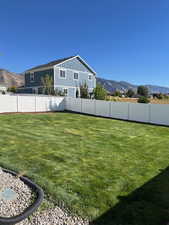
[60,70,66,79]
[30,72,35,82]
[74,72,79,80]
[63,88,68,96]
[88,75,92,80]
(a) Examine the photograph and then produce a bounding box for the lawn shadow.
[90,166,169,225]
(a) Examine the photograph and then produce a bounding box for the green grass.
[0,112,169,224]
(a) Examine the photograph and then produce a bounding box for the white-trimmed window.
[74,72,79,80]
[88,74,92,80]
[59,69,66,79]
[63,88,68,96]
[30,72,35,82]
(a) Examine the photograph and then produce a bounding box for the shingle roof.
[26,56,75,72]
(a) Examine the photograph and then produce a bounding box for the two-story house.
[24,55,96,97]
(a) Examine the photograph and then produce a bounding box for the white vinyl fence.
[65,97,169,126]
[0,95,169,126]
[0,95,65,113]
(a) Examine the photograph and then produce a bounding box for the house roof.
[25,55,96,75]
[26,56,75,72]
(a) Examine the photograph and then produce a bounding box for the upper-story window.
[60,69,66,79]
[30,72,35,82]
[74,72,79,80]
[88,75,92,80]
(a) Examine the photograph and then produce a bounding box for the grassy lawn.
[0,112,169,224]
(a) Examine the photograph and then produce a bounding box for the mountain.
[97,77,169,94]
[0,69,24,88]
[0,69,168,94]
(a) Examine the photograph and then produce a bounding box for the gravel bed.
[0,168,89,225]
[18,206,89,225]
[0,168,33,217]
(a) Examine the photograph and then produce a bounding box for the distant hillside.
[0,69,168,94]
[0,69,24,88]
[97,77,169,94]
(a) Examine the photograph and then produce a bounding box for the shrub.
[137,86,149,97]
[113,90,122,97]
[41,75,53,95]
[137,96,150,104]
[93,84,107,100]
[126,89,135,98]
[80,82,89,99]
[8,86,16,93]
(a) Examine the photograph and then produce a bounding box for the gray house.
[24,55,96,97]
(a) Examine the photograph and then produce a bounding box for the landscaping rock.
[18,206,89,225]
[0,169,33,217]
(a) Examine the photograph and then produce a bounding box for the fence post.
[149,104,151,124]
[94,99,96,115]
[64,97,67,111]
[17,95,19,112]
[35,95,37,112]
[128,103,130,120]
[109,101,111,118]
[81,98,83,113]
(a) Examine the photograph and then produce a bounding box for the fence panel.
[110,102,129,120]
[36,96,64,112]
[150,104,169,125]
[95,100,110,117]
[81,99,95,115]
[69,98,82,112]
[129,103,150,123]
[0,95,18,113]
[18,96,36,112]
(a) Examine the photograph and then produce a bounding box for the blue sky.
[0,0,169,86]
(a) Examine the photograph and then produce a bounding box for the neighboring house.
[24,55,96,97]
[0,85,7,93]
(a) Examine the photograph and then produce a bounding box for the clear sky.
[0,0,169,86]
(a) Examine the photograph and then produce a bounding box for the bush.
[137,96,150,104]
[113,90,122,97]
[126,89,135,98]
[137,86,149,97]
[80,82,89,99]
[93,84,107,100]
[8,86,16,93]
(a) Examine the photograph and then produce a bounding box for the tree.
[126,89,135,98]
[8,86,16,93]
[93,84,107,100]
[41,75,53,95]
[138,96,150,104]
[113,90,122,97]
[137,85,149,97]
[80,82,89,98]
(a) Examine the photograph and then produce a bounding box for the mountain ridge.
[0,69,168,94]
[0,69,24,87]
[97,77,169,94]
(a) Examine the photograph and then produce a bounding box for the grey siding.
[54,67,95,90]
[54,58,96,97]
[59,57,94,73]
[25,69,54,87]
